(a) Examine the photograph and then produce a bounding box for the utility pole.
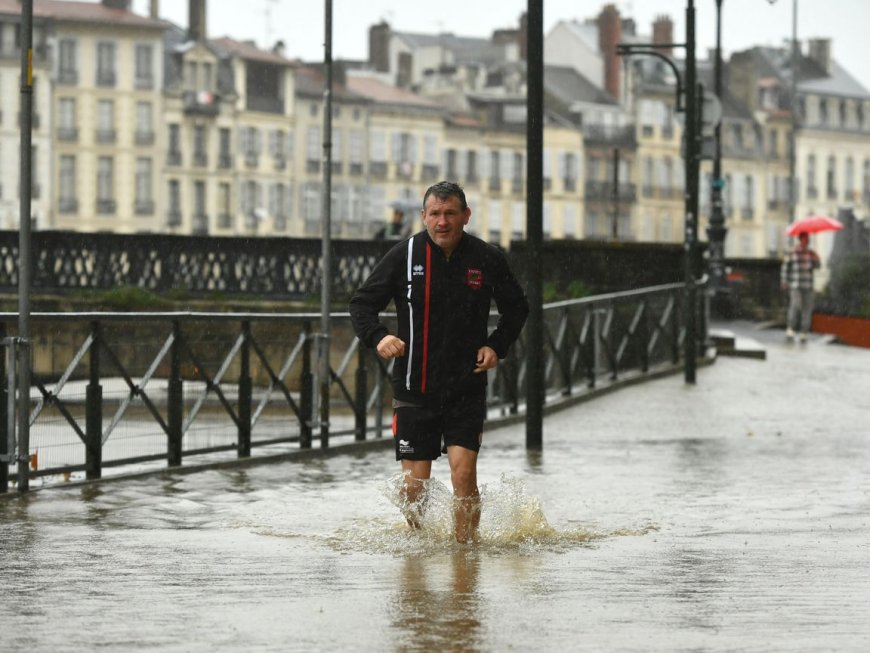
[683,0,699,384]
[707,0,728,298]
[525,0,544,449]
[17,0,34,492]
[319,0,333,448]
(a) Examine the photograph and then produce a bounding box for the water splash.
[327,474,616,555]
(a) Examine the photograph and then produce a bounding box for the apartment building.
[0,4,52,230]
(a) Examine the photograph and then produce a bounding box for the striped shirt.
[781,246,820,290]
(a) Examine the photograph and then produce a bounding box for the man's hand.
[473,345,498,373]
[376,335,406,359]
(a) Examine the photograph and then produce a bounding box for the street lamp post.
[617,0,701,384]
[706,0,727,299]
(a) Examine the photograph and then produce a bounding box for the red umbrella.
[785,214,844,236]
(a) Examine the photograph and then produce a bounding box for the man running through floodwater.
[349,181,529,543]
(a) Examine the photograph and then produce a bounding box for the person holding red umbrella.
[780,232,821,342]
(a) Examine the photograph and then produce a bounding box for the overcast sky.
[130,0,870,91]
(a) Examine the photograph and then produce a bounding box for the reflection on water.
[2,343,870,651]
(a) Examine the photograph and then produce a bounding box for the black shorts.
[392,393,486,461]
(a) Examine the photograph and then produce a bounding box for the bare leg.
[400,459,431,529]
[447,445,480,544]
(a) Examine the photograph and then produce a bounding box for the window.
[845,157,855,198]
[349,130,364,175]
[219,128,232,168]
[826,155,837,199]
[563,205,577,239]
[59,155,77,212]
[489,150,501,190]
[561,152,577,192]
[218,182,232,228]
[193,125,207,166]
[306,127,321,163]
[96,42,116,87]
[819,99,828,126]
[168,180,181,226]
[168,124,181,165]
[806,154,817,197]
[58,98,76,141]
[58,39,78,84]
[135,157,153,214]
[769,129,778,157]
[511,202,524,239]
[193,181,207,233]
[135,101,153,145]
[467,150,478,183]
[135,44,153,89]
[97,156,114,213]
[96,99,115,143]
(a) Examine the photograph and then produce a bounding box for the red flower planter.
[812,313,870,348]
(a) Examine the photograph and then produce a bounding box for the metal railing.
[0,281,705,491]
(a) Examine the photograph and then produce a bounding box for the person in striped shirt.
[781,232,820,342]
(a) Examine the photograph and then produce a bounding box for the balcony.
[217,213,233,229]
[96,129,116,144]
[369,161,387,178]
[58,69,78,85]
[349,163,364,176]
[466,172,479,186]
[59,198,79,214]
[218,154,233,169]
[306,160,320,174]
[135,75,154,90]
[96,199,116,215]
[183,90,220,117]
[543,178,551,191]
[167,151,182,166]
[193,151,208,167]
[247,95,284,115]
[741,207,754,221]
[96,70,116,87]
[396,162,415,180]
[167,209,182,227]
[274,156,286,171]
[488,178,501,193]
[767,198,784,210]
[421,164,440,180]
[135,200,155,216]
[331,161,343,175]
[245,152,259,168]
[583,124,637,147]
[512,178,524,194]
[584,180,637,203]
[827,188,839,200]
[807,186,818,200]
[135,131,155,146]
[58,127,78,142]
[32,183,41,199]
[563,178,576,193]
[192,214,209,235]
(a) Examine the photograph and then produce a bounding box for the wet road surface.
[2,323,869,651]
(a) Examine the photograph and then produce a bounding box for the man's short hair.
[423,181,467,212]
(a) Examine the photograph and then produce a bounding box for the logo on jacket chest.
[412,264,425,276]
[466,268,483,290]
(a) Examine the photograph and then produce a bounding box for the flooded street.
[2,326,869,651]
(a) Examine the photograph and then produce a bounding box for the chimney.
[807,38,831,74]
[188,0,206,42]
[150,0,159,19]
[368,21,391,73]
[652,15,673,56]
[597,4,621,100]
[102,0,131,9]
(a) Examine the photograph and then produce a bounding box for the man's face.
[422,194,470,256]
[798,233,809,248]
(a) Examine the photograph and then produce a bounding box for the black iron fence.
[1,281,706,491]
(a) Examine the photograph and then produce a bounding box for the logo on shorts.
[398,439,414,454]
[413,264,425,276]
[466,268,483,290]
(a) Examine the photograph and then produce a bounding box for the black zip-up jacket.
[349,230,529,407]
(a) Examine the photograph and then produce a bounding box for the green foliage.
[94,286,172,309]
[827,254,870,317]
[542,280,591,303]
